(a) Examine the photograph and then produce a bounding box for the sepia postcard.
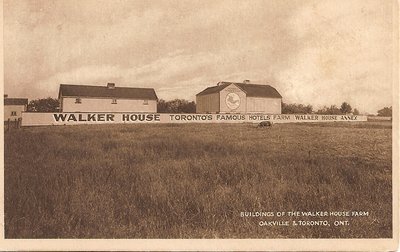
[0,0,399,251]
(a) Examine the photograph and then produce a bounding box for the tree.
[316,105,341,115]
[353,108,360,115]
[157,99,196,113]
[282,102,313,114]
[157,99,168,113]
[340,102,352,114]
[180,100,196,113]
[377,106,392,117]
[27,97,60,112]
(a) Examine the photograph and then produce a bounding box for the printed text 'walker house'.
[196,80,282,114]
[58,83,158,113]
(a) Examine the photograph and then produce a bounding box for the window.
[112,99,117,104]
[11,111,17,116]
[75,98,82,104]
[143,100,149,105]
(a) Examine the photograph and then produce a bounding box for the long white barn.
[196,81,282,114]
[58,83,158,113]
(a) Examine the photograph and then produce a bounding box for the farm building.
[3,95,28,121]
[58,83,158,113]
[196,80,282,114]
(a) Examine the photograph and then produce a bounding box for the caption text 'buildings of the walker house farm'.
[58,83,158,113]
[196,80,282,114]
[4,94,28,121]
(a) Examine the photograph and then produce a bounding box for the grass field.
[4,122,392,238]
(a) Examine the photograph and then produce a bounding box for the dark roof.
[4,98,28,106]
[196,82,282,98]
[196,83,231,96]
[59,84,158,100]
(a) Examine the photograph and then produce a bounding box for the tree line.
[27,97,392,116]
[157,99,196,113]
[282,102,360,115]
[26,97,197,113]
[282,102,392,116]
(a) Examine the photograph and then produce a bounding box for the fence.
[5,118,22,131]
[367,116,392,121]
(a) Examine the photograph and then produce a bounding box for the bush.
[27,97,60,112]
[340,102,352,114]
[157,99,196,113]
[316,105,341,115]
[377,107,392,117]
[282,102,313,114]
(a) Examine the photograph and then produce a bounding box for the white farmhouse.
[196,80,282,114]
[58,83,158,113]
[4,95,28,121]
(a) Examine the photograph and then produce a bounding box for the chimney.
[4,94,8,98]
[107,83,115,89]
[243,80,250,84]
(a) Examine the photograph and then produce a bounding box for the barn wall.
[4,105,26,121]
[61,97,157,112]
[246,97,281,114]
[219,84,246,113]
[196,93,220,113]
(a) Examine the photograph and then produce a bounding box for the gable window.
[112,99,117,104]
[11,111,17,116]
[143,100,149,105]
[75,98,82,104]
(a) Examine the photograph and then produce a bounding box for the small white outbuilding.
[4,95,28,121]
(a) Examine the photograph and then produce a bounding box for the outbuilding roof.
[4,98,28,106]
[196,82,282,98]
[59,84,158,100]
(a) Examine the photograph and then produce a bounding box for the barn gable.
[219,83,247,113]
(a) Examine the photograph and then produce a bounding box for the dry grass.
[4,122,392,238]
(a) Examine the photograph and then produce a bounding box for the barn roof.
[4,98,28,106]
[59,84,158,100]
[196,82,282,98]
[196,83,231,96]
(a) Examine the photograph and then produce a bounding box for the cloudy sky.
[4,0,395,113]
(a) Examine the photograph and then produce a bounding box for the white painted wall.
[219,84,247,113]
[21,112,368,126]
[4,105,26,121]
[61,97,157,112]
[196,93,220,113]
[246,97,281,114]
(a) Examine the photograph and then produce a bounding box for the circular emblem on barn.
[225,93,241,110]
